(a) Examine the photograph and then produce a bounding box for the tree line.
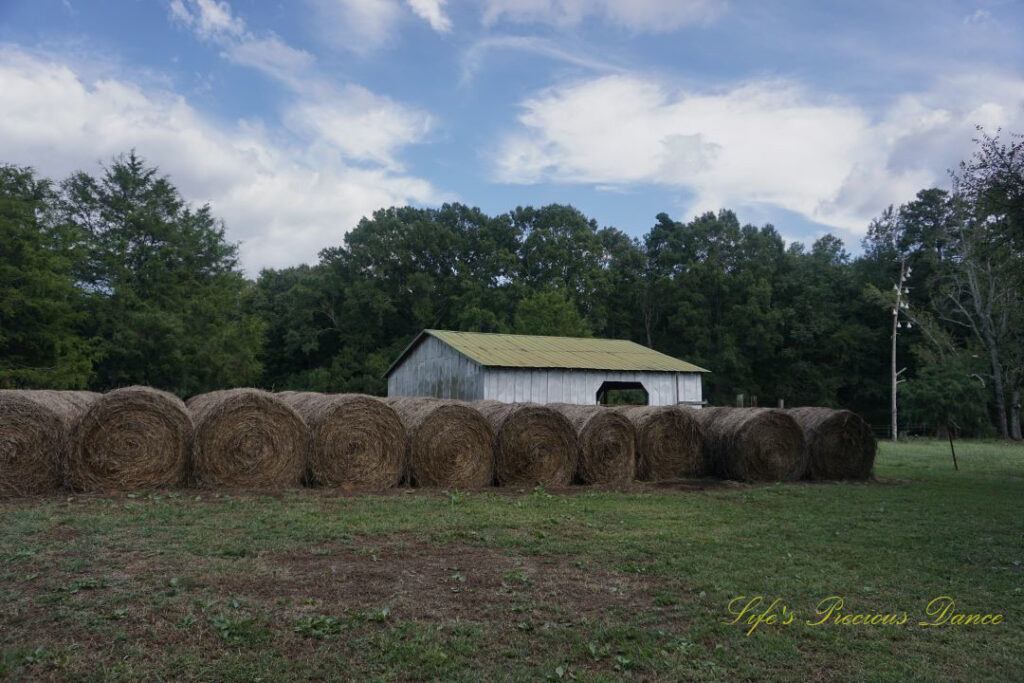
[2,131,1021,438]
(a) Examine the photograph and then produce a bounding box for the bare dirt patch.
[215,540,678,624]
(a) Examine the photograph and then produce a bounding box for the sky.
[1,0,1023,274]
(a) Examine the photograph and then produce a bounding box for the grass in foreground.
[0,439,1021,681]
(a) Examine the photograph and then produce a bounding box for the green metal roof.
[386,329,709,376]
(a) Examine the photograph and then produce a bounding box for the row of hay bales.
[0,387,876,496]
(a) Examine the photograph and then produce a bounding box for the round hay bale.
[694,407,808,482]
[385,398,494,489]
[188,389,307,489]
[68,386,191,492]
[549,404,635,485]
[282,392,406,489]
[788,407,876,480]
[474,401,576,488]
[616,406,705,480]
[0,390,99,496]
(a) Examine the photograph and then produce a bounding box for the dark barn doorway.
[596,381,649,406]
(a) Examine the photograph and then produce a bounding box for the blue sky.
[2,0,1022,272]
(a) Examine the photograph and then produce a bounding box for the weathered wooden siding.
[678,373,703,405]
[387,336,484,400]
[481,368,701,406]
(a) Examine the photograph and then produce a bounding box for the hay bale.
[694,407,808,481]
[0,390,99,496]
[188,389,307,488]
[549,404,635,485]
[385,398,494,489]
[474,401,576,487]
[616,406,705,480]
[68,386,191,492]
[282,392,406,489]
[788,407,876,480]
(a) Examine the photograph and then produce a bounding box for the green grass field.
[1,440,1021,681]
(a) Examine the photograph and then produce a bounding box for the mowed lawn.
[1,440,1021,681]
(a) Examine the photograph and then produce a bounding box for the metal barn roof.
[386,329,709,376]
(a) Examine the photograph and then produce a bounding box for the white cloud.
[284,84,435,168]
[460,35,624,84]
[170,0,245,39]
[0,47,445,272]
[306,0,454,52]
[171,0,312,82]
[963,9,990,25]
[221,35,315,83]
[493,73,1024,235]
[481,0,725,32]
[306,0,404,53]
[406,0,452,32]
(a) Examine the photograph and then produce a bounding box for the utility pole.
[890,257,912,442]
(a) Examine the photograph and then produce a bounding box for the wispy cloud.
[460,35,624,85]
[407,0,452,32]
[963,8,990,25]
[169,0,311,82]
[170,0,245,40]
[480,0,726,32]
[306,0,451,54]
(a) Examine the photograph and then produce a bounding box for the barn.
[385,329,708,406]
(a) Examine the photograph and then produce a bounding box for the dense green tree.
[58,152,262,395]
[0,165,94,388]
[511,204,602,297]
[589,227,647,341]
[947,129,1024,438]
[513,289,592,337]
[953,127,1024,252]
[774,236,878,408]
[644,210,788,405]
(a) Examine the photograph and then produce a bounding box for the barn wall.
[482,368,702,406]
[678,373,703,406]
[387,336,484,400]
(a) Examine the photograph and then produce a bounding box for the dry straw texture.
[68,386,191,491]
[788,407,876,480]
[616,406,705,480]
[474,401,577,487]
[188,389,307,488]
[386,398,494,489]
[282,392,406,489]
[0,390,99,496]
[694,407,808,482]
[549,404,636,485]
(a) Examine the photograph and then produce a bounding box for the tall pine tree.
[0,165,93,388]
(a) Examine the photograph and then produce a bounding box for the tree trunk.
[964,258,1010,438]
[1011,384,1022,441]
[891,313,898,442]
[981,325,1009,438]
